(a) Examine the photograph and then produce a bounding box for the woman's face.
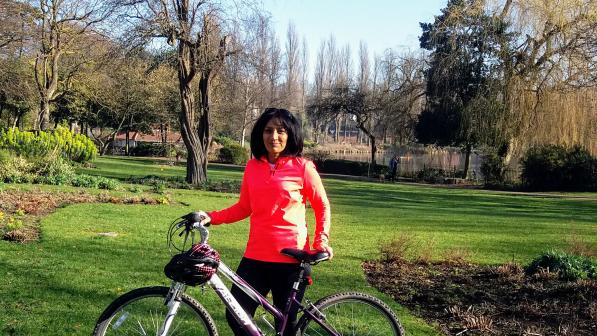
[263,118,288,161]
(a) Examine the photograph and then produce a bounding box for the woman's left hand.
[317,245,334,260]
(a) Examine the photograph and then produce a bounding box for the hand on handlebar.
[183,211,211,226]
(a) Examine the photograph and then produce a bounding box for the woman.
[193,108,332,335]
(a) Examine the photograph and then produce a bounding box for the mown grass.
[1,156,595,335]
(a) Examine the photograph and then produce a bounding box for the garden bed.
[364,260,596,335]
[0,189,171,243]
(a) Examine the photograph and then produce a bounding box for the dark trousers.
[226,257,306,336]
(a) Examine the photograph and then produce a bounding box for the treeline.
[0,0,595,185]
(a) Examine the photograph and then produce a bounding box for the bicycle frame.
[207,261,338,336]
[162,220,338,336]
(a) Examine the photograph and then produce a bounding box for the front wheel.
[93,286,217,336]
[295,292,405,336]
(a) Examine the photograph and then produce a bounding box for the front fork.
[158,282,187,336]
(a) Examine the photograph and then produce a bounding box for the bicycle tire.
[295,292,405,336]
[93,286,218,336]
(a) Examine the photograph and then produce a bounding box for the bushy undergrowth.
[526,250,597,281]
[126,175,241,193]
[480,152,506,185]
[130,142,185,158]
[415,167,464,183]
[213,136,248,165]
[521,144,597,191]
[69,174,120,190]
[218,145,249,165]
[0,210,25,236]
[0,126,97,163]
[311,158,385,177]
[0,150,118,190]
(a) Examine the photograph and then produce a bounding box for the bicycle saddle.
[281,248,330,264]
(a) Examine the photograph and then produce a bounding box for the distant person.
[388,154,400,181]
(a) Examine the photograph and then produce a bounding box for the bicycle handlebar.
[168,216,211,253]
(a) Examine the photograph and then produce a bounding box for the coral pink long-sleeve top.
[208,156,331,263]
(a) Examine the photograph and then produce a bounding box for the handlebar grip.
[182,212,205,223]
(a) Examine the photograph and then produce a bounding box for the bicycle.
[92,214,405,336]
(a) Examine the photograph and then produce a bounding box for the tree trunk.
[241,107,248,148]
[463,143,472,179]
[125,129,130,156]
[370,135,377,169]
[334,116,340,142]
[35,47,60,131]
[38,96,52,130]
[100,142,110,156]
[179,82,206,184]
[177,66,210,185]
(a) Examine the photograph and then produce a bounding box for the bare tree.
[31,0,118,130]
[119,0,253,184]
[213,12,282,147]
[377,50,426,145]
[0,1,36,54]
[283,22,300,111]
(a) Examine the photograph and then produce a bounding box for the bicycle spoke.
[94,287,217,336]
[298,293,403,336]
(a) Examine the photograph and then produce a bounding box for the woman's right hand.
[183,211,211,226]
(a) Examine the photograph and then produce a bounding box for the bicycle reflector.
[164,243,220,286]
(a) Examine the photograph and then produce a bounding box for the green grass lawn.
[1,156,596,335]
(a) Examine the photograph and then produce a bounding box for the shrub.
[312,159,385,177]
[526,250,597,281]
[521,145,597,191]
[4,217,24,232]
[151,180,167,194]
[414,167,463,183]
[126,175,241,193]
[303,140,318,149]
[31,154,75,186]
[70,174,100,188]
[304,149,331,163]
[97,177,120,190]
[68,174,120,190]
[379,234,417,262]
[129,142,178,158]
[480,152,506,185]
[213,135,237,147]
[0,126,97,163]
[0,154,35,183]
[218,143,249,165]
[200,179,241,193]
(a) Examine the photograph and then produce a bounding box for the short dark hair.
[250,108,303,159]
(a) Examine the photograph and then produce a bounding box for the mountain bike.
[92,214,405,336]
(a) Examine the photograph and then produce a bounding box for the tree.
[376,50,426,145]
[0,57,37,128]
[308,43,383,169]
[416,0,508,178]
[30,0,118,130]
[0,0,36,54]
[495,0,597,162]
[212,12,283,147]
[82,55,154,155]
[310,85,382,168]
[119,0,253,184]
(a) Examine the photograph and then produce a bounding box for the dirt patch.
[0,189,173,243]
[363,260,596,335]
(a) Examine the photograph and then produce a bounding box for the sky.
[261,0,448,71]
